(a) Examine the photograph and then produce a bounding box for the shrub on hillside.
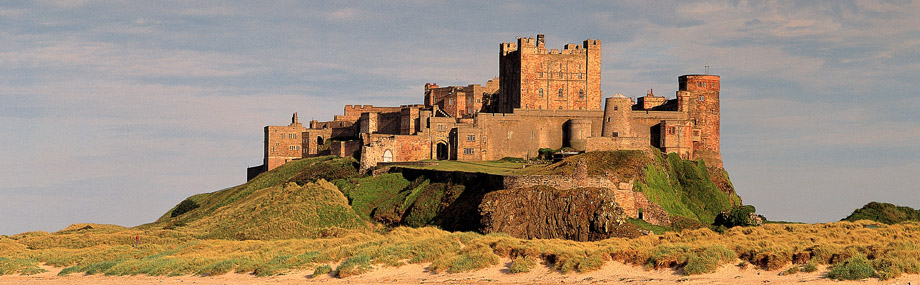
[827,256,875,280]
[713,205,762,228]
[170,199,200,217]
[500,157,525,163]
[537,148,555,160]
[508,256,536,273]
[288,158,359,185]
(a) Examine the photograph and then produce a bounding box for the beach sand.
[2,259,918,284]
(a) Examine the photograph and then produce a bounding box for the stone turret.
[289,112,302,127]
[602,93,634,137]
[566,119,592,151]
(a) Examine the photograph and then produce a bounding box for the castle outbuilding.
[248,34,722,179]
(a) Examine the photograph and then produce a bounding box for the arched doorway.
[436,142,448,160]
[382,149,393,162]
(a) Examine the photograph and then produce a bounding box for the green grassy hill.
[843,202,920,224]
[142,156,371,239]
[141,149,746,241]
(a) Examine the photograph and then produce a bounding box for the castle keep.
[248,34,722,179]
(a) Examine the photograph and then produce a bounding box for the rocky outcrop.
[479,186,641,241]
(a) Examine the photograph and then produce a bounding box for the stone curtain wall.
[584,137,647,152]
[502,175,616,191]
[359,134,432,170]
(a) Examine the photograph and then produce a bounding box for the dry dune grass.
[2,221,920,281]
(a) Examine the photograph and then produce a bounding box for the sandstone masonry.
[249,34,722,177]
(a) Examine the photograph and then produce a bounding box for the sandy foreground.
[2,259,918,284]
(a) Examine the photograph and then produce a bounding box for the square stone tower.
[263,113,307,171]
[497,34,602,113]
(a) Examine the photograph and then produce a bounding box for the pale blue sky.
[2,1,918,235]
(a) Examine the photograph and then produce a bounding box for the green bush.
[309,264,332,278]
[682,245,736,275]
[801,262,818,273]
[827,256,875,280]
[508,256,536,273]
[171,199,200,217]
[713,205,758,228]
[335,255,372,277]
[781,265,799,275]
[538,148,555,160]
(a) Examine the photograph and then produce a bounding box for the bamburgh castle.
[248,34,722,179]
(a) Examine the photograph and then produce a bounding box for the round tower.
[566,119,592,151]
[602,93,634,137]
[678,74,721,167]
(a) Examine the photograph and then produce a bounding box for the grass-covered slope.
[519,150,651,182]
[843,202,920,224]
[142,156,370,239]
[634,151,741,224]
[516,149,742,225]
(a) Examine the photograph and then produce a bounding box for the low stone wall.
[584,136,648,152]
[502,175,616,191]
[330,140,361,158]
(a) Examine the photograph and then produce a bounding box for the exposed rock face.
[479,186,641,241]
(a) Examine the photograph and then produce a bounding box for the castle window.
[271,146,275,152]
[558,72,563,78]
[539,72,544,78]
[579,89,585,99]
[383,150,393,162]
[614,106,618,111]
[467,135,476,142]
[613,132,619,137]
[579,73,583,79]
[438,124,445,132]
[449,98,453,105]
[699,96,705,102]
[463,148,475,155]
[477,99,481,103]
[558,88,564,98]
[539,88,544,97]
[702,82,707,87]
